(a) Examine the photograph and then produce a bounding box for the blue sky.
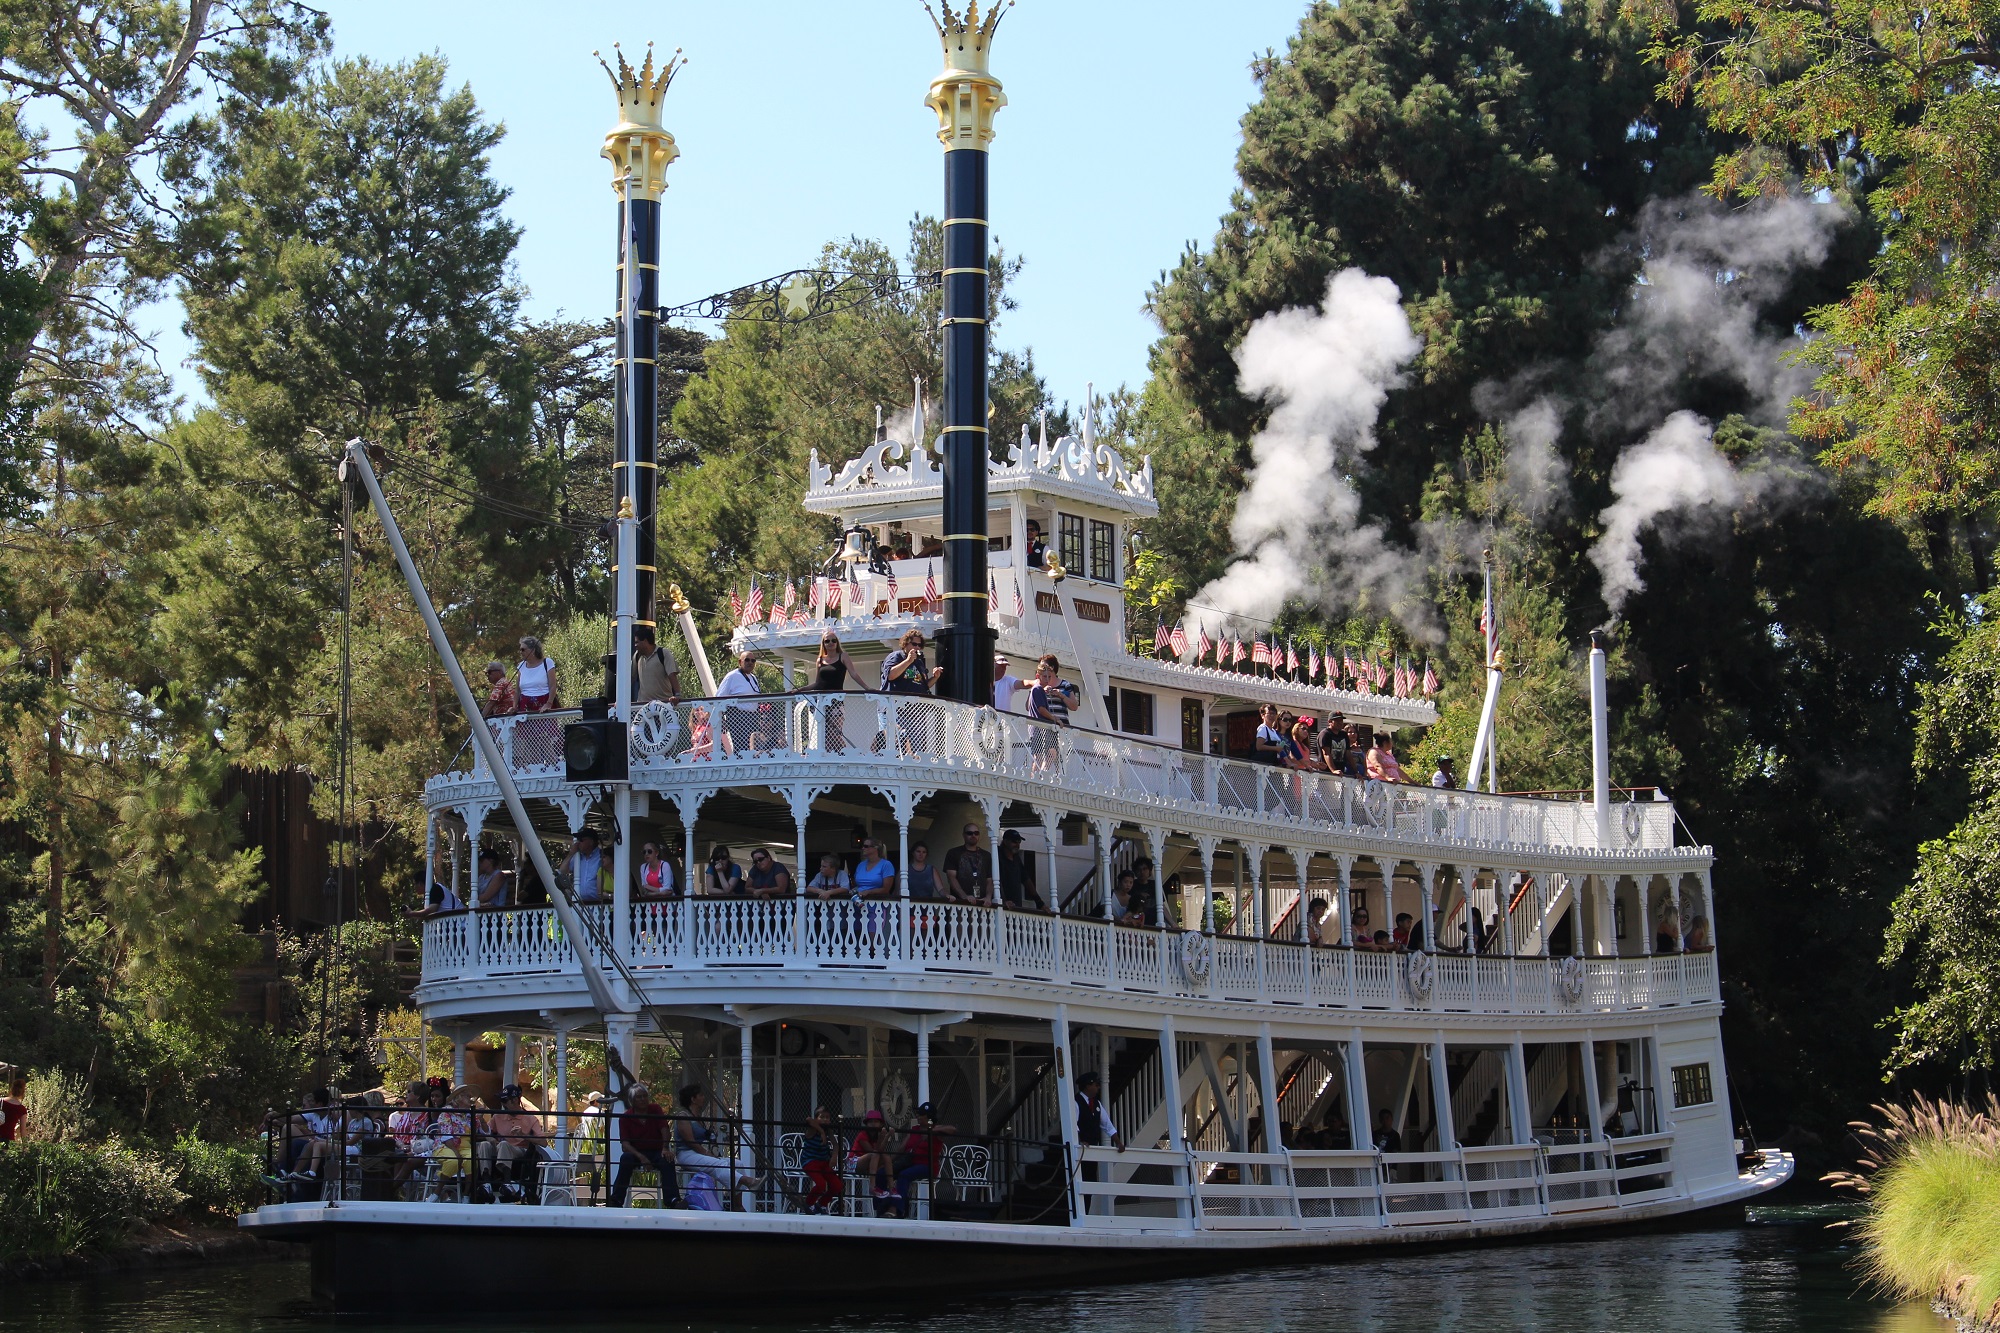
[154,1,1312,408]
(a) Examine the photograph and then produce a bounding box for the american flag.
[744,579,765,626]
[922,562,940,612]
[1423,659,1439,696]
[1232,634,1247,666]
[1196,625,1214,663]
[1170,620,1189,658]
[1155,620,1170,656]
[1343,646,1357,685]
[811,577,826,618]
[1252,636,1271,667]
[728,588,745,625]
[1309,643,1322,681]
[783,579,798,614]
[768,597,786,627]
[1286,639,1299,675]
[848,564,863,615]
[886,568,900,603]
[1374,656,1388,689]
[1393,658,1407,699]
[1012,577,1026,618]
[988,573,998,613]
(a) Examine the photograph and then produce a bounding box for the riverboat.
[238,6,1792,1310]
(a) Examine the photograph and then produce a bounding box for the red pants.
[803,1159,840,1210]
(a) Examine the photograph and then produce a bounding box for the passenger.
[631,625,681,707]
[1351,908,1373,947]
[1289,714,1321,770]
[1393,912,1414,951]
[1160,874,1184,928]
[852,837,897,901]
[515,636,560,712]
[891,1102,958,1218]
[997,829,1047,911]
[635,841,675,899]
[387,1081,431,1158]
[416,853,465,917]
[1372,929,1393,949]
[993,654,1029,713]
[609,1083,679,1208]
[481,661,518,718]
[703,845,746,898]
[847,1109,897,1208]
[1407,908,1427,952]
[1319,712,1349,774]
[1305,897,1331,946]
[480,1084,548,1204]
[1372,1109,1402,1155]
[1367,733,1409,784]
[1027,655,1078,774]
[687,706,714,761]
[800,1106,842,1213]
[1112,870,1144,926]
[806,632,866,754]
[881,628,942,695]
[674,1084,761,1210]
[805,854,851,901]
[1430,753,1456,789]
[745,847,793,900]
[1253,703,1287,764]
[1345,725,1367,779]
[426,1087,476,1201]
[1655,910,1682,954]
[1,1075,24,1145]
[717,649,763,755]
[564,829,610,904]
[906,841,939,902]
[1023,518,1049,570]
[1684,916,1711,951]
[942,822,994,905]
[473,849,509,909]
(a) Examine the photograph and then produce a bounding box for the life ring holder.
[1621,801,1645,846]
[1179,931,1212,986]
[970,706,1007,765]
[629,701,682,759]
[1404,949,1435,1000]
[1557,955,1586,1005]
[1362,779,1389,824]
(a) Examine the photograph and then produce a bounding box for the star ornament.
[777,273,817,320]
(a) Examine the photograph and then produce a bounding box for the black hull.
[248,1184,1776,1313]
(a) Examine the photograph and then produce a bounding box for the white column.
[451,1032,468,1087]
[1294,851,1311,942]
[1497,869,1515,955]
[1581,1031,1605,1142]
[1037,807,1063,911]
[1198,836,1218,933]
[612,788,633,960]
[1052,1004,1081,1222]
[1668,874,1685,951]
[1256,1024,1286,1157]
[740,1022,755,1125]
[554,1025,571,1159]
[1345,1029,1373,1152]
[1160,1016,1186,1152]
[1232,846,1245,933]
[1700,868,1718,949]
[1506,1037,1533,1145]
[790,785,814,897]
[1336,854,1355,946]
[1095,816,1115,919]
[1429,1033,1458,1154]
[917,1014,932,1104]
[1145,826,1169,928]
[605,1015,636,1095]
[1419,861,1438,953]
[450,821,463,901]
[502,1032,520,1087]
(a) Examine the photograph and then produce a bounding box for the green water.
[0,1207,1950,1332]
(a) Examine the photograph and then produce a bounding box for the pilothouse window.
[1670,1062,1714,1108]
[1089,520,1116,582]
[1058,513,1084,575]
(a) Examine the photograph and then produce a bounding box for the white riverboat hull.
[239,1150,1790,1311]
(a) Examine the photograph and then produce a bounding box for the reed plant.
[1829,1096,2000,1325]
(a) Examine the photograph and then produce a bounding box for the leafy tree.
[1646,0,2000,550]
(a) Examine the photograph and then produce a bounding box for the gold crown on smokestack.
[596,42,683,199]
[924,1,1010,149]
[925,1,1009,75]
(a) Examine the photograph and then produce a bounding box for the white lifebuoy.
[971,706,1007,764]
[1621,802,1645,845]
[1179,930,1212,985]
[1557,955,1586,1005]
[1362,778,1388,823]
[629,701,682,758]
[1404,949,1435,999]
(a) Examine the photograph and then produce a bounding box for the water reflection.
[0,1210,1949,1333]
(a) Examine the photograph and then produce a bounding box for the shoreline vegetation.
[1830,1098,2000,1331]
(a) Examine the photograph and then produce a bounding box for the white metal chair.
[536,1156,579,1206]
[942,1142,997,1205]
[776,1133,808,1212]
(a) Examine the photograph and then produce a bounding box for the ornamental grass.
[1829,1096,2000,1325]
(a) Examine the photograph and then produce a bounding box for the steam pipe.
[1590,628,1611,849]
[342,439,627,1018]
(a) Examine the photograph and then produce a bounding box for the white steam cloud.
[1187,269,1428,641]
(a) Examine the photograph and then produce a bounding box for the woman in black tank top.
[807,632,865,752]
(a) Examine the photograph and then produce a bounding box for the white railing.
[1068,1134,1679,1232]
[418,899,1723,1016]
[443,694,1686,859]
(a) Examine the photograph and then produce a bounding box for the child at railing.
[847,1109,897,1212]
[801,1106,842,1214]
[687,706,714,761]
